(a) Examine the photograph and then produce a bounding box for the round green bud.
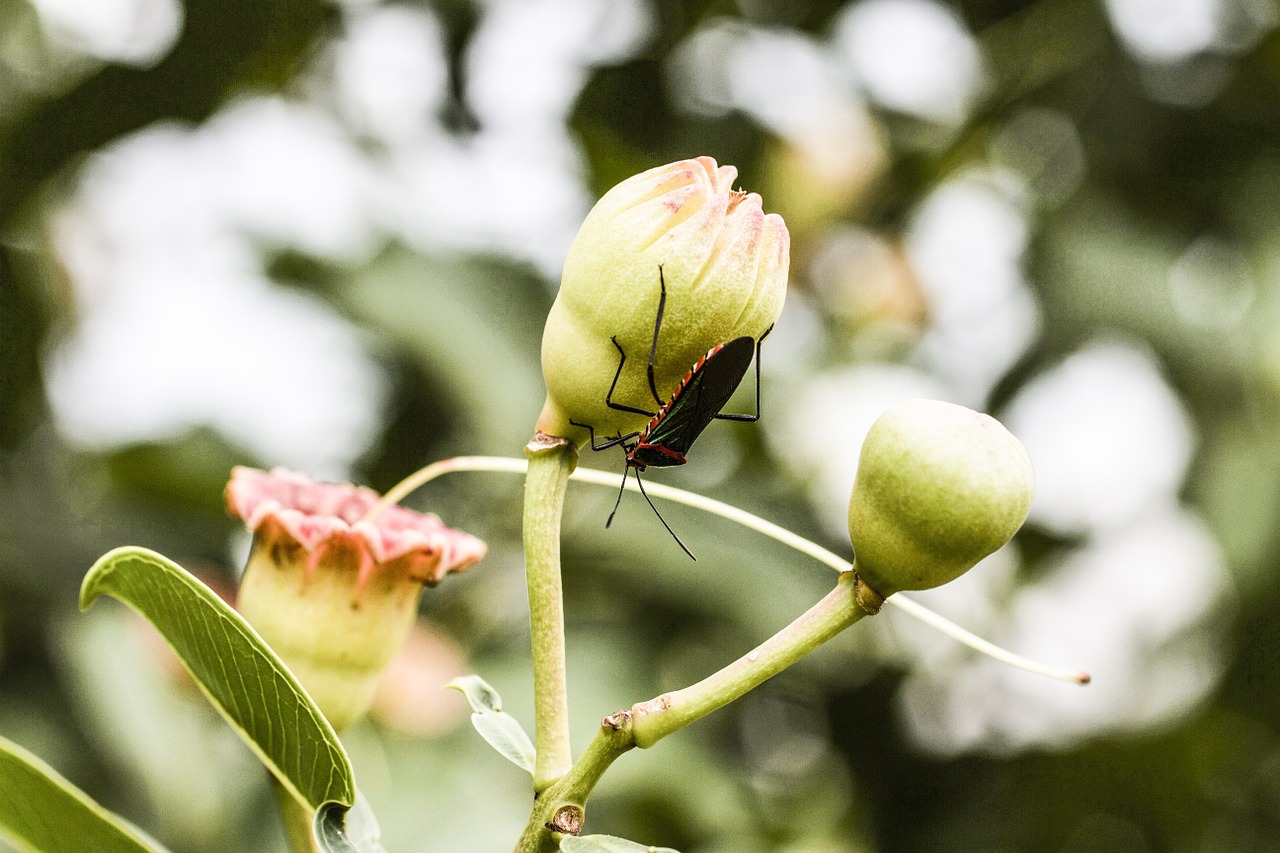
[537,157,789,444]
[847,399,1034,597]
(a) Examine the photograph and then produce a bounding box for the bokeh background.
[1,0,1277,850]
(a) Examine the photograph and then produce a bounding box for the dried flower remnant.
[226,466,487,730]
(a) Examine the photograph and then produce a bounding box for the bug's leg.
[605,456,631,529]
[634,470,696,561]
[570,419,640,452]
[604,336,657,417]
[715,322,774,423]
[645,266,668,408]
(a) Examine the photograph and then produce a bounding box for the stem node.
[527,432,575,456]
[550,805,584,835]
[853,571,885,615]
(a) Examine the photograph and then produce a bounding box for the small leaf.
[80,546,356,812]
[469,712,537,774]
[560,835,681,853]
[0,734,169,853]
[447,675,536,774]
[314,791,387,853]
[447,674,504,713]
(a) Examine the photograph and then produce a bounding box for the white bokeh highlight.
[43,0,656,472]
[28,0,182,66]
[667,19,885,195]
[1003,340,1194,537]
[907,171,1041,404]
[329,6,451,145]
[897,505,1231,753]
[336,0,652,275]
[831,0,985,124]
[1104,0,1224,62]
[891,338,1227,753]
[45,115,387,477]
[766,363,945,537]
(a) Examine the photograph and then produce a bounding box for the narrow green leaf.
[560,836,680,853]
[0,734,167,853]
[80,546,356,812]
[314,792,386,853]
[447,675,536,774]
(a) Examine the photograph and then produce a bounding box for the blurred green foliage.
[2,0,1280,851]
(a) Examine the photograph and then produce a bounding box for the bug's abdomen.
[630,442,687,468]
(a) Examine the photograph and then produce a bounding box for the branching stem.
[630,571,874,747]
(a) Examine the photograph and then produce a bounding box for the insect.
[571,266,772,559]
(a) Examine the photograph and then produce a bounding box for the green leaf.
[560,836,681,853]
[314,791,386,853]
[79,546,356,813]
[469,713,538,775]
[449,673,506,713]
[0,734,168,853]
[447,675,536,774]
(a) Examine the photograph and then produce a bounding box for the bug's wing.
[649,337,755,455]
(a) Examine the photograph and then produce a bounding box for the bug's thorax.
[646,342,723,421]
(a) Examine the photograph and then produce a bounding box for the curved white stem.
[371,456,1089,685]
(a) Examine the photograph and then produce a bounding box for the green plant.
[0,159,1084,853]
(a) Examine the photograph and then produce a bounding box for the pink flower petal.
[225,466,487,586]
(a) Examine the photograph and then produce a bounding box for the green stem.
[272,778,319,853]
[523,435,577,791]
[513,571,880,850]
[514,714,636,853]
[630,571,879,748]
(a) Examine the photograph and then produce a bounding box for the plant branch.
[513,571,879,848]
[522,435,577,791]
[514,712,637,853]
[630,571,876,748]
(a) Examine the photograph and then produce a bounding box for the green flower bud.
[226,467,487,731]
[537,157,789,443]
[848,399,1034,597]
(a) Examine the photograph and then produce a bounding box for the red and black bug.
[571,266,771,559]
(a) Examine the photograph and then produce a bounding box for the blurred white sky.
[30,0,1243,754]
[42,0,651,476]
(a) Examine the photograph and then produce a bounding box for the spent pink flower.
[226,466,487,730]
[226,466,486,589]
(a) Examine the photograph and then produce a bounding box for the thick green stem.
[523,434,577,791]
[513,572,880,851]
[630,571,881,748]
[514,712,637,853]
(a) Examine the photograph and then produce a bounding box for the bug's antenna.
[634,470,696,561]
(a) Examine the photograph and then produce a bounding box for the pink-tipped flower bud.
[848,400,1034,597]
[226,466,487,731]
[537,157,789,444]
